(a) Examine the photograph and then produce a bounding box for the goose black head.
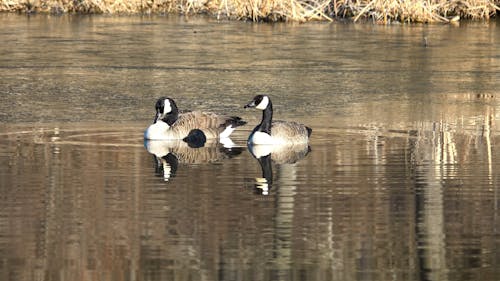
[244,95,270,110]
[153,97,179,125]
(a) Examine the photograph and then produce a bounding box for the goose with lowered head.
[145,97,246,140]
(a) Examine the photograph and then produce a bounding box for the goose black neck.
[163,110,179,126]
[259,102,273,134]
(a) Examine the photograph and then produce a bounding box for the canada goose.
[145,138,243,181]
[144,97,247,140]
[244,95,312,145]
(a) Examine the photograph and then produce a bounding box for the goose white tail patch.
[256,95,269,110]
[219,125,235,139]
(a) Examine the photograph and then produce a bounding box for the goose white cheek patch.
[163,99,172,113]
[256,96,269,110]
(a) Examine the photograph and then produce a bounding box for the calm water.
[1,14,500,281]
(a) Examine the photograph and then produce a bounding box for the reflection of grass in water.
[0,0,498,22]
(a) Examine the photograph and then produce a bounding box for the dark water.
[0,14,500,281]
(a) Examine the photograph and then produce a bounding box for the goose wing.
[270,120,311,143]
[181,111,231,128]
[173,111,244,138]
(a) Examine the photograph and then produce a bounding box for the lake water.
[0,14,499,281]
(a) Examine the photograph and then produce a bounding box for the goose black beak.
[153,112,162,123]
[244,101,256,109]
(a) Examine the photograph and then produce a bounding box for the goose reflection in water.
[144,130,243,181]
[248,142,311,195]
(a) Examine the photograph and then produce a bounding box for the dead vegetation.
[1,0,499,22]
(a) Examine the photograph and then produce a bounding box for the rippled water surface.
[0,14,499,281]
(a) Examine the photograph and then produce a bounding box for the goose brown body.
[252,120,310,144]
[164,111,240,139]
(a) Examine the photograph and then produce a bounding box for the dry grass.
[1,0,499,22]
[343,0,500,23]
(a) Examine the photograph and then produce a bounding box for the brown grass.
[1,0,499,22]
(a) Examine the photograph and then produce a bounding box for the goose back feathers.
[251,120,311,144]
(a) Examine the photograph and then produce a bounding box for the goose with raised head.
[244,95,311,145]
[144,97,247,140]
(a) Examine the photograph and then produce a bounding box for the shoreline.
[1,0,499,23]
